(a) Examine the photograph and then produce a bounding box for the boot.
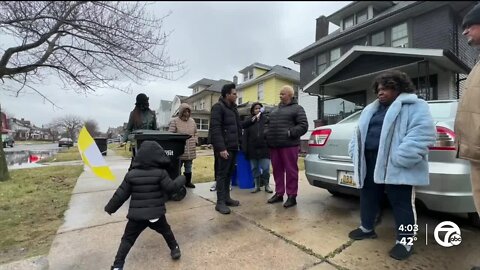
[263,176,273,193]
[184,172,195,188]
[225,179,240,206]
[251,177,261,193]
[215,180,231,214]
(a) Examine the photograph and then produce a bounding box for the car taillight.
[429,126,456,151]
[309,129,331,147]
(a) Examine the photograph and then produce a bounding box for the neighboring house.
[156,100,173,131]
[29,127,52,140]
[289,1,477,127]
[107,126,124,141]
[170,95,188,118]
[236,62,300,117]
[183,78,232,145]
[8,118,32,140]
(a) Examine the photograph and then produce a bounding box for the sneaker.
[389,243,413,260]
[267,194,283,204]
[171,245,181,260]
[348,228,378,240]
[111,267,123,270]
[210,183,216,191]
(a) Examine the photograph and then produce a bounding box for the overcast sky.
[1,1,351,132]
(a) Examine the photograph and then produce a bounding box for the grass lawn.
[39,147,81,163]
[0,165,84,264]
[191,156,305,184]
[108,142,132,159]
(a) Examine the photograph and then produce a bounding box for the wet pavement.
[26,150,480,269]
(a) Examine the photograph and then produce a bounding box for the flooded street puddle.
[5,149,59,169]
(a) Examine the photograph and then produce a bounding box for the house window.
[316,53,327,74]
[330,48,341,65]
[356,9,368,24]
[343,15,354,30]
[200,100,205,110]
[391,22,408,47]
[237,90,243,104]
[257,82,264,101]
[371,31,385,46]
[194,119,209,131]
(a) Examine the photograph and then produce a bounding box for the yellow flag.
[77,126,116,181]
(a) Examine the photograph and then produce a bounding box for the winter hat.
[462,4,480,28]
[135,93,149,105]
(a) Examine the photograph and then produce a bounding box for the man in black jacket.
[105,141,186,270]
[210,83,242,214]
[265,85,308,208]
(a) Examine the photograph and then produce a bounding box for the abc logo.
[434,221,462,247]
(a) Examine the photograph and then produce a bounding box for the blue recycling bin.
[235,151,254,189]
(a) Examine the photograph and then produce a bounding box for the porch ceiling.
[304,46,471,96]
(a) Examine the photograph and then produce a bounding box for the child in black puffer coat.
[105,140,186,270]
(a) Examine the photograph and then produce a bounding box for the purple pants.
[270,146,299,197]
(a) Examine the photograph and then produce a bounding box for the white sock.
[359,226,372,233]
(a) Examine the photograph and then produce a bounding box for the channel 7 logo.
[433,221,462,247]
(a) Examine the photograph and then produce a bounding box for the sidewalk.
[43,149,480,269]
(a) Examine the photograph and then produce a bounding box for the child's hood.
[131,140,171,169]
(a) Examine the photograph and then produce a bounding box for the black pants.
[214,150,237,203]
[360,150,416,241]
[113,216,178,268]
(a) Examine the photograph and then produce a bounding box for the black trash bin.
[94,137,108,156]
[130,130,191,201]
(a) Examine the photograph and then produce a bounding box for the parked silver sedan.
[305,100,479,226]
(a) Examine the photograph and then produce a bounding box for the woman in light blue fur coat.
[347,70,436,261]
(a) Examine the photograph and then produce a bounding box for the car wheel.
[468,212,480,228]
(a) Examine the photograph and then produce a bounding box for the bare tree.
[84,118,99,137]
[44,121,61,142]
[0,1,184,102]
[54,115,83,141]
[0,1,185,180]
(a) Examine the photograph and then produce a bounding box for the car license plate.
[337,170,357,188]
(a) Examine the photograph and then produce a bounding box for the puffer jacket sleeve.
[391,102,436,168]
[210,103,226,152]
[159,171,186,193]
[168,118,177,133]
[289,106,309,138]
[105,176,132,214]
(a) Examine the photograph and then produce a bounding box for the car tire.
[468,212,480,228]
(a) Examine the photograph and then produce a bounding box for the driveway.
[43,150,480,270]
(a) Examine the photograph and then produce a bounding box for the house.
[236,63,300,116]
[183,78,233,145]
[8,118,32,140]
[170,95,188,118]
[156,100,173,131]
[289,1,477,128]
